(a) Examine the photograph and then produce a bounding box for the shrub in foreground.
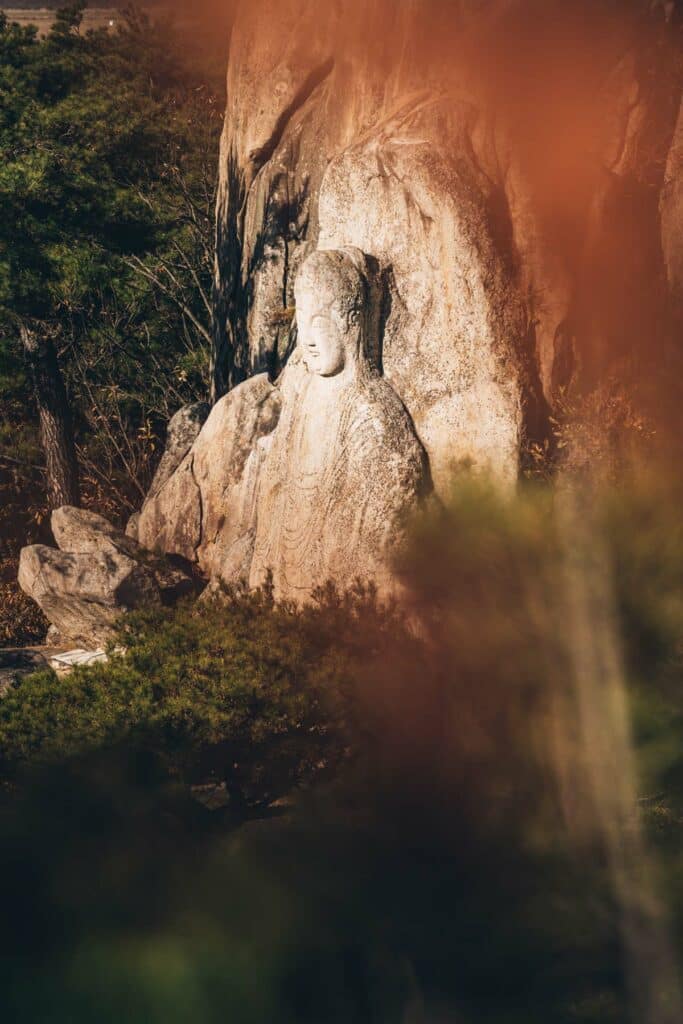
[0,581,405,812]
[0,477,681,1023]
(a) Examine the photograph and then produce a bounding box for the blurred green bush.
[0,475,680,1023]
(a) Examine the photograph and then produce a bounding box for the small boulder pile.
[18,507,200,647]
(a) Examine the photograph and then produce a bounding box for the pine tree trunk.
[20,323,80,509]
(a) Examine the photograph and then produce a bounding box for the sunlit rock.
[317,109,525,490]
[137,374,282,578]
[18,507,196,645]
[18,543,156,647]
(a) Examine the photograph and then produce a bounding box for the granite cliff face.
[214,0,532,487]
[213,0,682,450]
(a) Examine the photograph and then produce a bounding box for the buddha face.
[296,292,349,377]
[294,249,368,379]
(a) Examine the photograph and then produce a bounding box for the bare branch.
[123,255,213,347]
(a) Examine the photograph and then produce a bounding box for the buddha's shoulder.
[350,375,413,428]
[344,375,423,458]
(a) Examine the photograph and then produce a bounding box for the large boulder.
[18,508,197,646]
[144,401,209,504]
[137,374,282,581]
[18,544,157,647]
[51,505,142,559]
[127,402,208,542]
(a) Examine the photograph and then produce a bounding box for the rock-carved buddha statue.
[248,247,429,599]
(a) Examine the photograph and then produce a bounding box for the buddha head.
[294,248,376,379]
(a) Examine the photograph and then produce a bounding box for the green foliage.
[2,7,154,320]
[0,4,225,642]
[0,5,221,475]
[0,582,402,808]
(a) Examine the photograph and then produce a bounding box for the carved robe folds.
[245,247,428,599]
[249,362,428,600]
